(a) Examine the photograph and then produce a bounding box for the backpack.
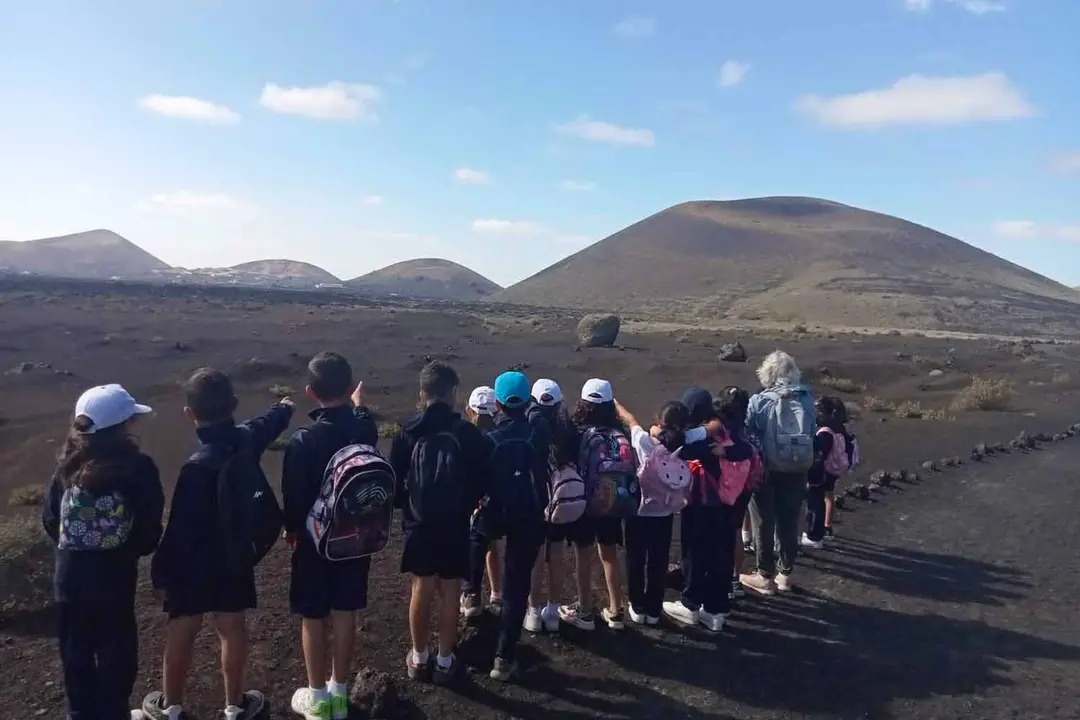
[687,434,764,507]
[637,444,692,517]
[306,444,396,561]
[578,427,640,518]
[818,428,850,477]
[216,433,283,577]
[58,485,133,551]
[546,464,587,524]
[407,430,465,527]
[760,389,815,473]
[487,425,543,522]
[844,430,861,469]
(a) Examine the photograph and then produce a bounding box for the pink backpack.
[818,428,850,477]
[688,431,764,507]
[637,444,692,517]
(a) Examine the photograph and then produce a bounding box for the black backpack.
[216,430,283,578]
[487,424,542,522]
[407,430,465,527]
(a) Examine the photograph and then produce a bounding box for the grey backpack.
[760,389,814,473]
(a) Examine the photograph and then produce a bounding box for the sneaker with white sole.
[141,693,190,720]
[627,605,648,625]
[490,657,517,682]
[488,594,504,616]
[740,571,778,596]
[800,533,824,550]
[541,603,560,632]
[290,688,331,720]
[602,607,625,630]
[731,579,746,599]
[558,602,596,630]
[460,593,482,619]
[775,573,794,592]
[328,682,348,720]
[697,609,726,633]
[646,615,660,626]
[523,606,544,633]
[662,600,698,626]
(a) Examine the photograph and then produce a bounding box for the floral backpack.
[58,485,133,551]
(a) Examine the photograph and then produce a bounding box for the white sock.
[410,649,429,665]
[328,679,347,697]
[165,707,184,720]
[309,686,329,700]
[742,530,752,543]
[489,592,502,603]
[436,653,454,669]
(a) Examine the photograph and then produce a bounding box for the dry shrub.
[1052,372,1072,385]
[378,422,402,440]
[821,375,866,394]
[863,396,895,413]
[8,485,45,507]
[268,384,297,398]
[951,377,1014,412]
[894,401,950,421]
[0,513,42,562]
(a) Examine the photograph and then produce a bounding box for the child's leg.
[546,541,564,605]
[528,546,546,609]
[57,602,98,716]
[462,526,488,601]
[706,508,734,616]
[212,612,249,708]
[435,578,462,659]
[733,511,746,578]
[597,542,624,614]
[622,516,646,613]
[574,542,593,606]
[409,576,436,657]
[644,516,674,618]
[330,610,357,683]
[824,491,835,530]
[496,528,542,661]
[163,614,203,706]
[96,601,139,719]
[487,538,504,598]
[300,618,329,688]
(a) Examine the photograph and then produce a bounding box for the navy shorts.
[561,516,624,548]
[165,577,256,619]
[290,541,371,619]
[400,526,470,580]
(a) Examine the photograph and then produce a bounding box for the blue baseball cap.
[494,371,530,409]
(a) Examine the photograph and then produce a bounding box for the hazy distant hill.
[229,259,340,284]
[494,197,1080,335]
[0,230,170,279]
[347,258,502,300]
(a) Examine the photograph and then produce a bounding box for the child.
[663,387,733,632]
[284,352,379,720]
[146,368,294,720]
[390,362,491,684]
[461,386,505,618]
[615,400,705,625]
[802,396,851,549]
[716,386,754,598]
[524,378,576,634]
[42,384,164,720]
[828,399,859,538]
[481,371,550,681]
[559,378,631,631]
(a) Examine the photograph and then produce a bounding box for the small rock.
[970,451,984,462]
[869,470,888,485]
[869,482,884,493]
[887,470,905,484]
[974,443,988,455]
[351,667,400,719]
[1052,433,1067,442]
[576,313,621,348]
[849,484,871,501]
[833,494,847,509]
[928,369,945,377]
[921,460,938,471]
[908,472,921,483]
[717,341,748,363]
[939,457,955,468]
[951,456,963,466]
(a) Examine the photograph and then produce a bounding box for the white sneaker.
[627,606,647,625]
[291,687,332,720]
[697,609,726,633]
[740,571,778,596]
[523,606,544,633]
[328,680,348,720]
[800,533,824,550]
[662,600,698,627]
[541,603,560,632]
[646,615,660,626]
[776,573,794,592]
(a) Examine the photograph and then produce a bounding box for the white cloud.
[454,167,491,185]
[471,219,548,237]
[905,0,1006,13]
[555,115,655,147]
[796,72,1034,129]
[1050,152,1080,175]
[361,195,384,206]
[992,220,1080,243]
[259,82,381,120]
[74,185,93,196]
[137,94,240,125]
[613,16,654,39]
[718,60,751,88]
[560,179,596,192]
[139,190,251,214]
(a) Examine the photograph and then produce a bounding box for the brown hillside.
[229,259,340,283]
[0,230,169,279]
[347,258,502,300]
[494,197,1080,336]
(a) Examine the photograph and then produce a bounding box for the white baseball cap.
[74,384,153,433]
[581,378,614,404]
[531,378,563,407]
[468,386,496,416]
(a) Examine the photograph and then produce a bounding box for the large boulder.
[718,341,748,363]
[576,314,621,348]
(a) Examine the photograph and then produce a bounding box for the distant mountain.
[229,259,340,284]
[0,230,170,279]
[494,196,1080,335]
[347,258,502,300]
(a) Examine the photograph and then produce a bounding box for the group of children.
[42,351,858,720]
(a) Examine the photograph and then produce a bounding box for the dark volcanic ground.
[1,280,1080,719]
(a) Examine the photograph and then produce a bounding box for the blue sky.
[0,0,1077,286]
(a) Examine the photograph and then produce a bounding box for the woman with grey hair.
[740,350,816,595]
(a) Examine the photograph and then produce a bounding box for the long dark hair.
[715,386,750,430]
[572,399,625,434]
[655,401,690,453]
[815,396,846,432]
[57,416,141,490]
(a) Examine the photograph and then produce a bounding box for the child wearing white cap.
[461,387,504,619]
[42,384,165,720]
